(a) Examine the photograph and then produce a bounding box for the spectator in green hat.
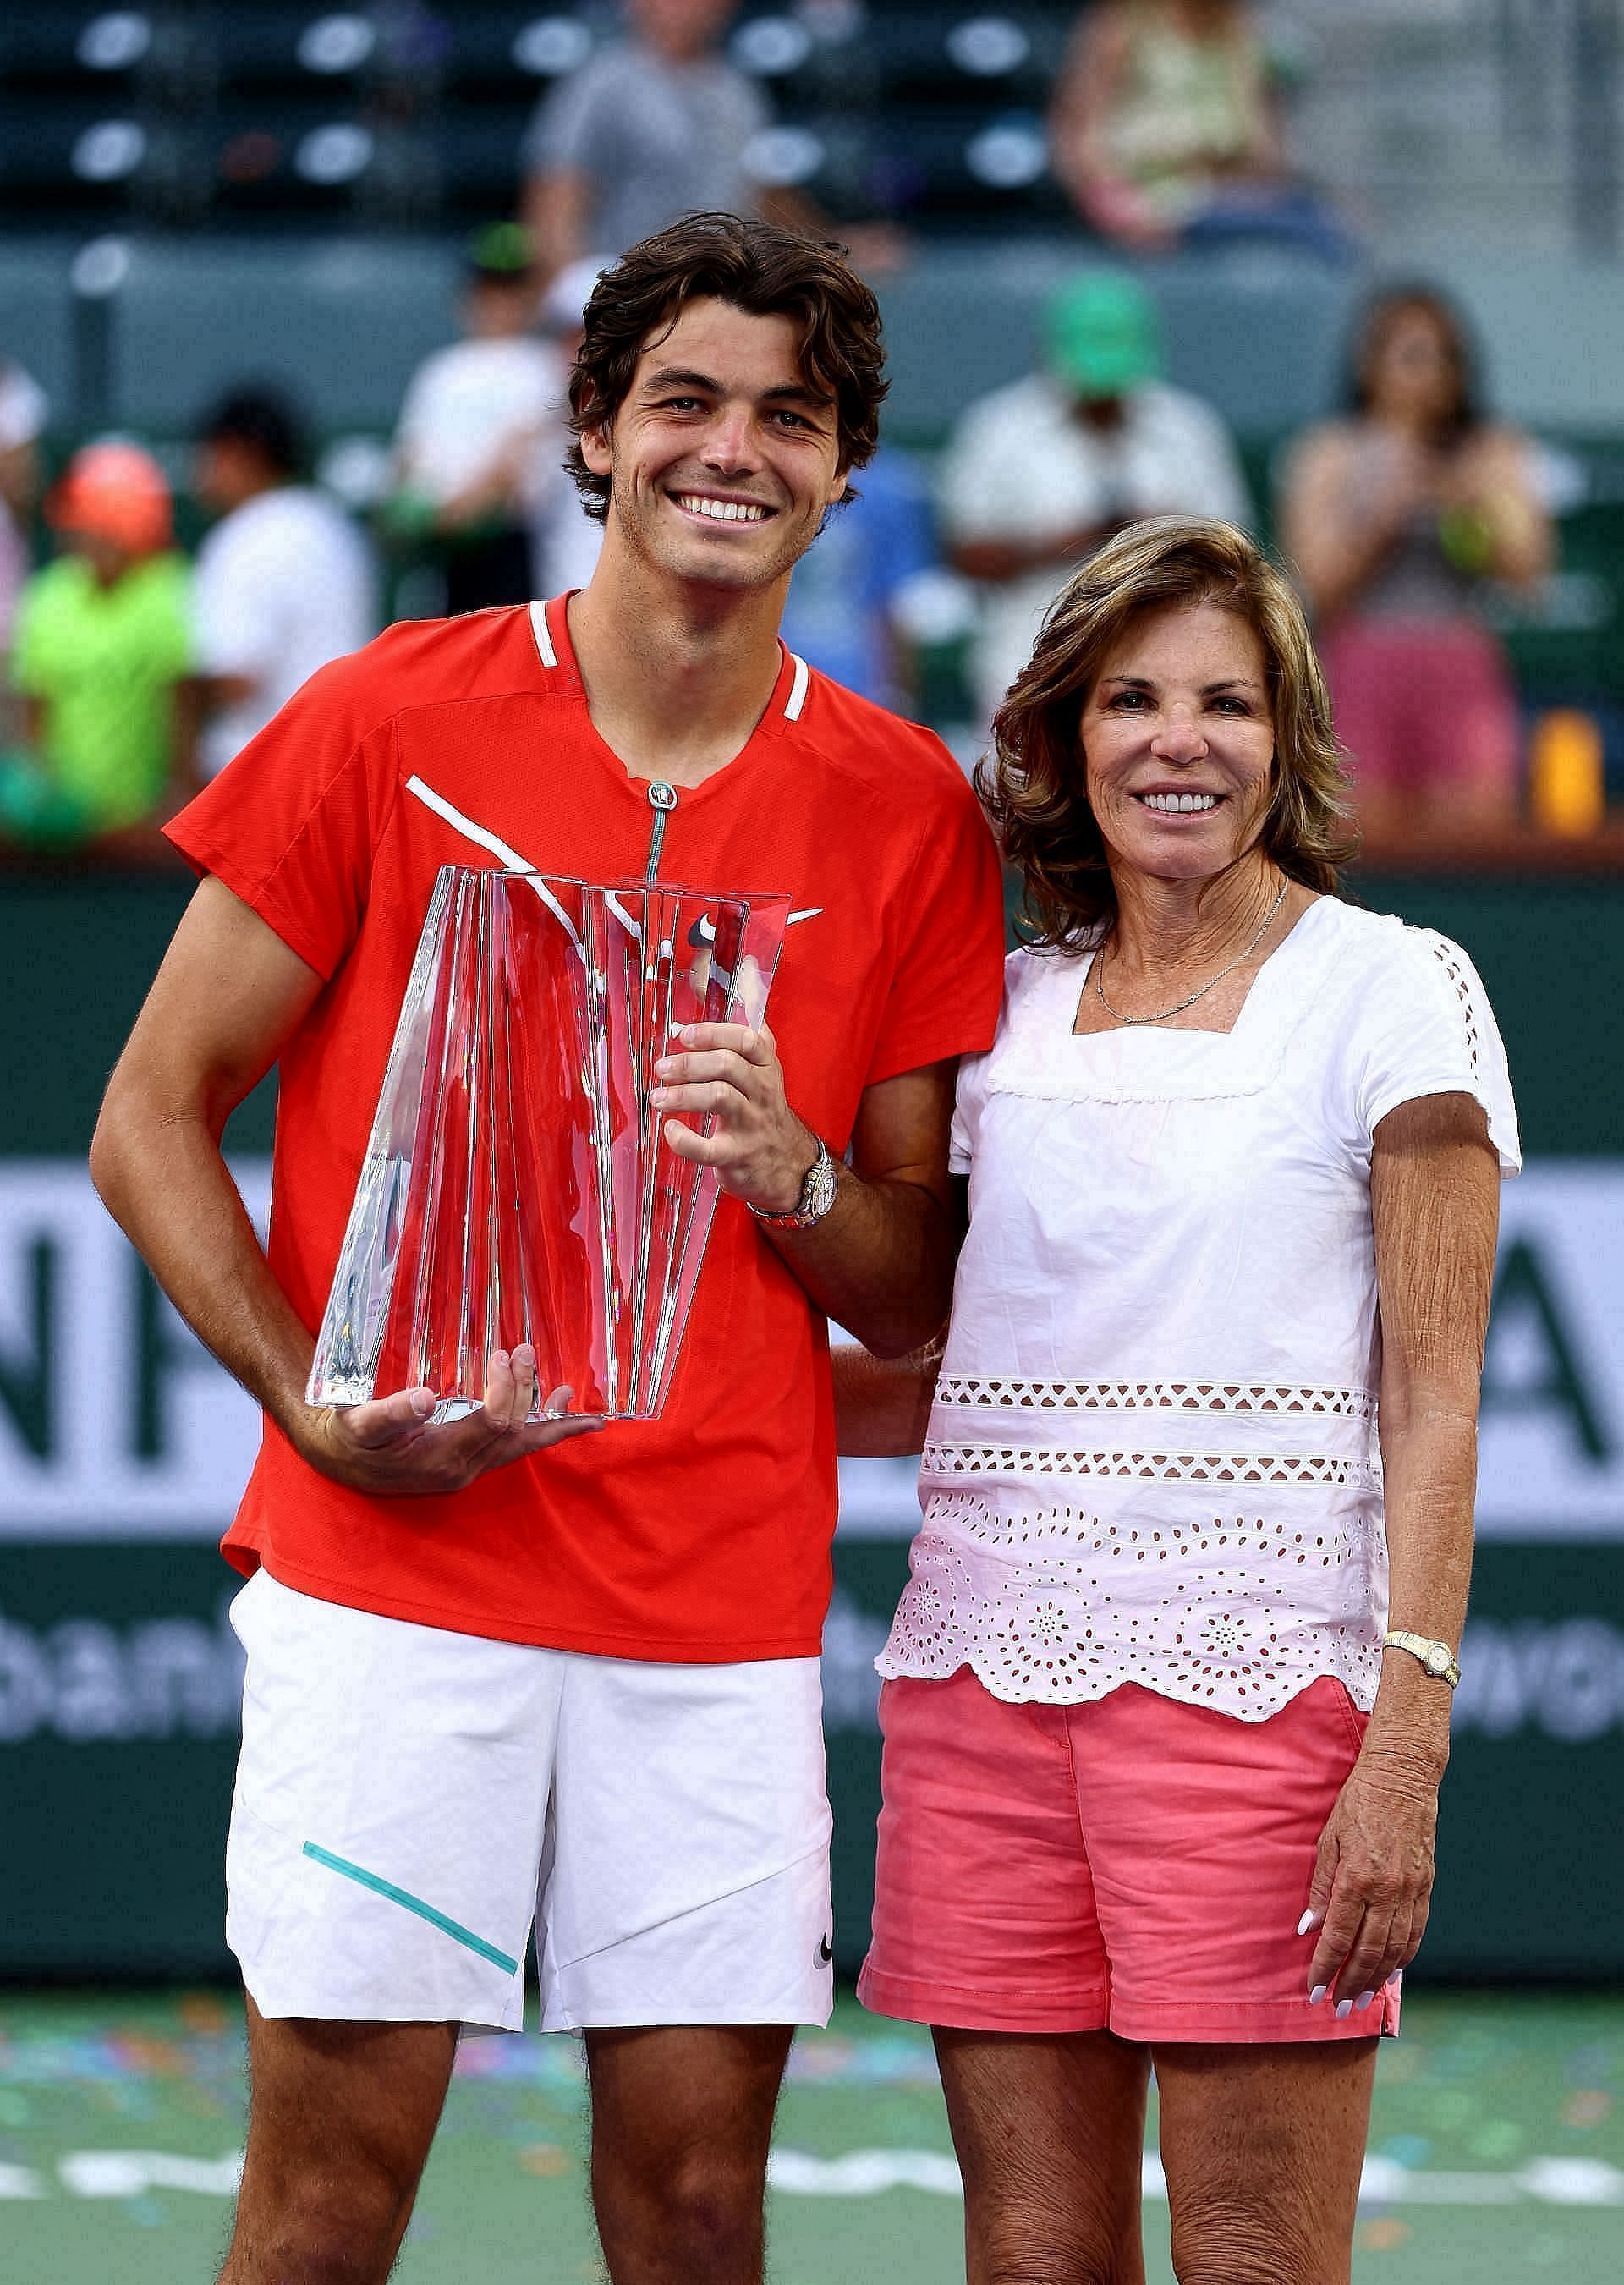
[940,270,1251,731]
[391,224,565,614]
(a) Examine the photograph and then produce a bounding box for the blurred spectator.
[191,387,377,780]
[939,271,1250,728]
[1,444,191,848]
[0,360,47,653]
[781,446,941,714]
[392,222,563,613]
[520,0,901,279]
[1279,285,1553,836]
[529,255,606,600]
[1049,1,1349,261]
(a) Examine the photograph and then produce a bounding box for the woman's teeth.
[1140,791,1219,813]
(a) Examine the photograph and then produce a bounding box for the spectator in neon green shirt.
[3,442,192,845]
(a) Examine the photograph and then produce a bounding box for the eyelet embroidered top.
[877,898,1521,1720]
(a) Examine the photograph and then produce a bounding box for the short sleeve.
[1351,926,1520,1175]
[8,575,48,693]
[866,457,937,606]
[864,764,1006,1090]
[192,536,268,680]
[163,641,402,982]
[522,62,609,176]
[1188,410,1253,527]
[949,1049,990,1174]
[156,565,195,677]
[937,397,1025,541]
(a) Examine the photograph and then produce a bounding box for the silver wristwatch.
[1382,1630,1462,1688]
[748,1139,838,1231]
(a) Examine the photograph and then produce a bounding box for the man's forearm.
[760,1155,957,1359]
[91,1098,313,1434]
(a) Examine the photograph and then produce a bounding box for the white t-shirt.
[394,337,564,510]
[192,488,377,779]
[877,898,1520,1721]
[938,374,1252,722]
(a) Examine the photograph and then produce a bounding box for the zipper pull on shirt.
[645,780,677,882]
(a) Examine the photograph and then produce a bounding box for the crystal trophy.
[307,865,791,1422]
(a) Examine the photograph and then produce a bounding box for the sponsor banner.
[0,1161,1620,1540]
[0,1162,269,1535]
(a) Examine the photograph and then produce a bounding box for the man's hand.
[293,1343,605,1497]
[650,1021,820,1214]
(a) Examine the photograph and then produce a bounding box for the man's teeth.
[678,495,768,522]
[1141,791,1219,813]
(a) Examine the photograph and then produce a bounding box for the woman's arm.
[1303,1090,1500,2008]
[1278,426,1421,623]
[1451,428,1555,588]
[832,1333,946,1458]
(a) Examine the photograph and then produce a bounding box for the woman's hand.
[1301,1745,1440,2013]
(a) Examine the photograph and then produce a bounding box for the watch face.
[1424,1645,1450,1675]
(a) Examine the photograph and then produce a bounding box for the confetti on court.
[0,1991,1621,2281]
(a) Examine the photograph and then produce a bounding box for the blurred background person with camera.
[1280,286,1553,838]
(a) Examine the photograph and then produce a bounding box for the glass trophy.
[307,865,791,1422]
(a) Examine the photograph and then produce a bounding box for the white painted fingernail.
[1297,1909,1320,1936]
[1335,1998,1353,2019]
[1309,1985,1328,2006]
[1356,1991,1376,2011]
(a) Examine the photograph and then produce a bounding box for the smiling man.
[89,214,1005,2285]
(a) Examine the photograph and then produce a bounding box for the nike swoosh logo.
[788,909,823,926]
[818,1935,834,1965]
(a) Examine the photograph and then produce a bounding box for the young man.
[91,213,1005,2285]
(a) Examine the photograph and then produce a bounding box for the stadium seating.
[0,3,1089,229]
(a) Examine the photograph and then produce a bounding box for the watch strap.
[747,1139,837,1230]
[1382,1629,1462,1688]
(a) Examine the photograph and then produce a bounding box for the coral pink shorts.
[859,1669,1400,2046]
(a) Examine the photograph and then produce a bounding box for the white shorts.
[225,1571,834,2035]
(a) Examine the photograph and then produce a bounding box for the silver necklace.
[1094,877,1290,1027]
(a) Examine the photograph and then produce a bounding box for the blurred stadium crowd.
[1,0,1620,855]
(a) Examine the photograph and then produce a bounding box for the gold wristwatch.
[1382,1631,1462,1688]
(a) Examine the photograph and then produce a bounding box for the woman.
[1280,286,1551,838]
[837,516,1517,2282]
[1049,1,1349,261]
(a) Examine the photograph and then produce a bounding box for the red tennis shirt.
[167,596,1005,1662]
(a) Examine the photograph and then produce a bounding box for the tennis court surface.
[0,1989,1619,2282]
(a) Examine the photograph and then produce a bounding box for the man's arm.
[521,167,590,287]
[90,876,602,1491]
[651,1025,960,1357]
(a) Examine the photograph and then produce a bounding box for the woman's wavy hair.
[566,211,887,524]
[980,515,1357,949]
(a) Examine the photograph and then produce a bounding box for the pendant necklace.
[1094,876,1290,1027]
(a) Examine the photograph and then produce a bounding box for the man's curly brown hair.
[566,211,888,523]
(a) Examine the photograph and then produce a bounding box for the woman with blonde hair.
[838,516,1517,2281]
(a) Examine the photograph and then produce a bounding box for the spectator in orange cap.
[2,441,193,846]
